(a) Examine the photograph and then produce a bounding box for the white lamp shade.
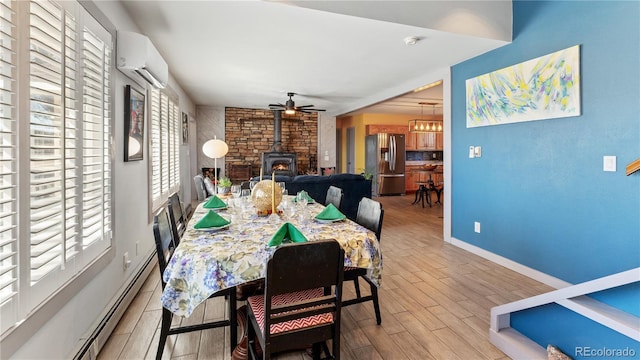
[202,139,229,159]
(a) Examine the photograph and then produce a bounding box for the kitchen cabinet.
[405,165,438,191]
[405,167,419,192]
[405,165,444,192]
[366,124,408,136]
[436,132,443,150]
[406,133,417,150]
[416,132,436,150]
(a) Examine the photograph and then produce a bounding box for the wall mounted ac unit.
[116,31,168,89]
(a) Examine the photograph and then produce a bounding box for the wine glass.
[231,184,241,199]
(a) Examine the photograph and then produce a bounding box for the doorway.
[346,127,355,173]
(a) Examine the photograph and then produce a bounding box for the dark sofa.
[247,174,372,221]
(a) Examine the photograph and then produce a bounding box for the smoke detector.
[404,36,421,46]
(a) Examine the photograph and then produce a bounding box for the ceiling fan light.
[285,109,296,115]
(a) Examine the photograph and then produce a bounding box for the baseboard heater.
[73,252,157,360]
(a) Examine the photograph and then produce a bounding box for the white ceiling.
[119,1,512,116]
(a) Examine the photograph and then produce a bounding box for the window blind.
[0,0,112,334]
[0,0,16,321]
[150,88,180,211]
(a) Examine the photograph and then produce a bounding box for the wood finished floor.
[98,195,553,360]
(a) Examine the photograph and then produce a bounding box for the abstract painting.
[466,45,580,128]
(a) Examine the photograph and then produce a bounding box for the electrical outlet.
[603,156,616,172]
[474,222,481,233]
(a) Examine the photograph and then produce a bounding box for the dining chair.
[167,192,186,244]
[246,240,344,360]
[193,174,207,201]
[325,185,343,210]
[152,207,237,360]
[342,197,384,325]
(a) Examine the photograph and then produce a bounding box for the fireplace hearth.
[262,152,297,177]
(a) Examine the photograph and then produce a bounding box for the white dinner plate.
[314,217,345,224]
[193,223,230,231]
[203,206,227,211]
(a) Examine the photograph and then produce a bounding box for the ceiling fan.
[269,92,325,114]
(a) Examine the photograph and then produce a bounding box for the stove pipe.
[271,110,284,152]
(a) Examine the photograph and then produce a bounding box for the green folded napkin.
[203,195,226,209]
[292,193,314,203]
[315,203,346,221]
[194,210,230,229]
[268,222,307,247]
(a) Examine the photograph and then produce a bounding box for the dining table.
[160,194,383,356]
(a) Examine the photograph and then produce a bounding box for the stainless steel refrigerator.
[365,133,405,196]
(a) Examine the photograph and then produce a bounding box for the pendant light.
[409,102,442,133]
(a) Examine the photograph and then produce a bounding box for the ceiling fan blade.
[269,103,285,108]
[299,108,325,113]
[296,104,315,108]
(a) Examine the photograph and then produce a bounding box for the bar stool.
[412,181,432,208]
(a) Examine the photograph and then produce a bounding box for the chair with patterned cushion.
[193,174,207,201]
[246,240,344,360]
[325,185,343,210]
[153,207,237,360]
[342,197,384,325]
[167,192,186,244]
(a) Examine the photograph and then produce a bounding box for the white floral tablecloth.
[161,197,383,317]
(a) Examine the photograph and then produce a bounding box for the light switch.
[603,156,616,172]
[474,146,482,158]
[469,146,475,158]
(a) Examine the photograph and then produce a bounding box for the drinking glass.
[241,189,251,197]
[277,182,286,194]
[231,184,241,198]
[249,180,258,191]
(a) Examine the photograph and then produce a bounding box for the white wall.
[195,106,227,180]
[9,1,196,358]
[318,113,336,170]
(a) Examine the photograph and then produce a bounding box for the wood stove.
[262,152,297,177]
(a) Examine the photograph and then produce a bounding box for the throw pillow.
[203,176,215,197]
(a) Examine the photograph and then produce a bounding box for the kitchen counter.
[405,161,443,166]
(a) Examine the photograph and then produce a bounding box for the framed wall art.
[466,45,581,128]
[182,112,189,144]
[124,85,145,161]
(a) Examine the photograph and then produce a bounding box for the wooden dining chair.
[246,240,344,360]
[342,197,384,325]
[152,207,237,360]
[193,174,208,201]
[325,185,343,210]
[167,192,186,244]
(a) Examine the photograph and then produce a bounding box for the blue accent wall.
[451,1,640,286]
[452,1,640,349]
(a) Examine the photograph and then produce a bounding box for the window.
[150,88,180,211]
[0,0,112,335]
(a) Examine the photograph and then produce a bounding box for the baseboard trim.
[73,251,157,360]
[448,237,572,290]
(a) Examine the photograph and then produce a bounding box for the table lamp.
[202,137,229,195]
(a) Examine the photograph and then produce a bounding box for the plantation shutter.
[26,0,112,309]
[150,88,180,211]
[0,0,17,334]
[0,0,113,335]
[28,0,65,284]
